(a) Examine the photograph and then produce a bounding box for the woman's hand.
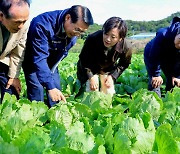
[104,75,114,88]
[89,75,99,90]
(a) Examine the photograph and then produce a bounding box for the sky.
[30,0,180,24]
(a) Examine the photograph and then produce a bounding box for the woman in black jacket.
[77,17,132,95]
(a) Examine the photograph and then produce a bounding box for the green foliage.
[153,123,179,154]
[69,39,84,52]
[116,54,148,94]
[80,12,180,38]
[0,87,180,153]
[129,89,163,121]
[126,12,180,35]
[81,91,112,114]
[1,46,180,153]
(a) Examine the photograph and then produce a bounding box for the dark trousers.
[144,53,174,97]
[24,68,61,107]
[0,62,19,102]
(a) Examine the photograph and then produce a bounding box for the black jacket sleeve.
[110,40,132,80]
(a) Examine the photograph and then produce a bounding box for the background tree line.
[71,12,180,52]
[81,11,180,39]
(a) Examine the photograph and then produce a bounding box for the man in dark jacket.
[22,5,93,107]
[144,16,180,97]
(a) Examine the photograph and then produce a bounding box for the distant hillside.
[126,12,180,35]
[84,12,180,38]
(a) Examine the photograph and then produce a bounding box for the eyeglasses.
[73,27,86,36]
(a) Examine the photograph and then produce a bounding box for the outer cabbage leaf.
[153,123,179,154]
[66,121,95,153]
[81,91,112,114]
[129,89,163,120]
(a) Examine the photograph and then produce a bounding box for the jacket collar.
[114,39,124,54]
[56,9,69,37]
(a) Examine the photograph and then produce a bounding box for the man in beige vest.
[0,0,30,102]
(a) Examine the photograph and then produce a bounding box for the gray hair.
[0,0,31,18]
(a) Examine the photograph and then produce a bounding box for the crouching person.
[77,17,132,96]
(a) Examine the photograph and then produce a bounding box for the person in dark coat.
[22,5,93,107]
[144,16,180,97]
[77,17,132,96]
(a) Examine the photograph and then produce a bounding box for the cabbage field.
[0,52,179,154]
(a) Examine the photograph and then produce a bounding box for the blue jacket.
[144,17,180,78]
[23,9,77,90]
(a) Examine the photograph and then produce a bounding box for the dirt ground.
[128,38,152,53]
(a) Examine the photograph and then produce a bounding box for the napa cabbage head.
[81,91,112,114]
[129,89,163,120]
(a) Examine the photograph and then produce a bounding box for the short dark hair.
[102,17,127,39]
[67,5,94,26]
[0,0,31,19]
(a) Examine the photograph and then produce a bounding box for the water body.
[129,32,156,40]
